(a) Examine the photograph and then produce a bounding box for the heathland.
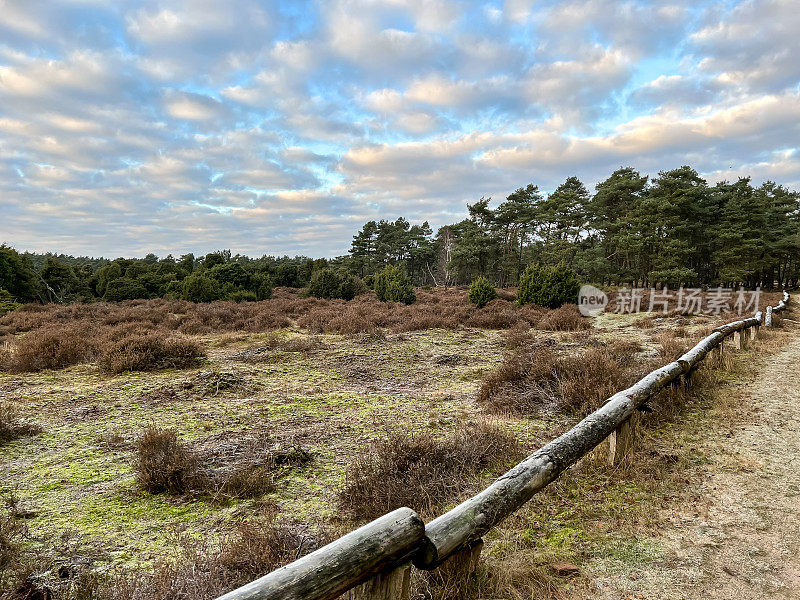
[0,286,791,599]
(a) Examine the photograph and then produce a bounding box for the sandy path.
[593,325,800,599]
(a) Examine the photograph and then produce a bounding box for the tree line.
[351,166,800,289]
[1,165,798,308]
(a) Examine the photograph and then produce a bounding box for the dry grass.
[339,421,523,521]
[1,503,321,600]
[653,330,691,361]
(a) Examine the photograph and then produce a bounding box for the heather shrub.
[339,422,521,520]
[468,276,497,308]
[98,334,204,373]
[134,427,206,494]
[537,304,590,331]
[478,344,631,414]
[1,324,99,372]
[0,403,41,445]
[373,265,415,304]
[518,263,581,308]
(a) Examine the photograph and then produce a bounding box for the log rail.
[215,291,791,600]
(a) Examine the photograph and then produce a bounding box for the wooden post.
[429,540,483,600]
[348,562,411,600]
[733,330,743,349]
[766,306,773,327]
[751,325,758,340]
[608,413,637,467]
[714,343,724,364]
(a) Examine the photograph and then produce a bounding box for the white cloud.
[164,91,227,121]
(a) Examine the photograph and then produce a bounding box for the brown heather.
[478,341,643,415]
[338,421,523,521]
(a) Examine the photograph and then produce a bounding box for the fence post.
[430,540,483,600]
[766,306,773,327]
[733,330,743,349]
[608,413,637,466]
[347,562,411,600]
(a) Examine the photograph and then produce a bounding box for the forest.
[1,165,798,308]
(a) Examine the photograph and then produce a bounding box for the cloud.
[691,0,800,93]
[164,90,227,121]
[0,0,798,258]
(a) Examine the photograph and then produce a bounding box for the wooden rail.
[214,290,791,600]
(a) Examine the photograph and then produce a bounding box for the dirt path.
[593,325,800,599]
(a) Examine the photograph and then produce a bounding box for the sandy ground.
[592,323,800,599]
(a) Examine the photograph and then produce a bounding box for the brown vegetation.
[133,427,312,500]
[0,404,41,445]
[478,340,643,415]
[134,427,206,494]
[98,334,204,373]
[338,421,522,521]
[537,304,590,331]
[0,502,319,600]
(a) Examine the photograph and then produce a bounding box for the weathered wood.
[347,561,411,600]
[733,330,743,349]
[413,361,684,569]
[677,332,724,370]
[766,306,773,326]
[608,413,637,466]
[427,540,484,600]
[214,508,424,600]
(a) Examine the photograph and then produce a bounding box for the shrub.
[468,276,497,308]
[180,273,222,302]
[373,265,415,304]
[337,273,367,301]
[518,263,581,308]
[226,290,257,303]
[1,324,99,372]
[537,304,590,331]
[134,427,206,494]
[104,278,149,301]
[478,344,631,414]
[257,277,274,300]
[0,289,20,316]
[0,403,41,445]
[98,334,204,373]
[306,269,341,299]
[339,422,521,520]
[306,270,366,300]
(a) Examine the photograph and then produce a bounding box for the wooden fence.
[215,291,791,600]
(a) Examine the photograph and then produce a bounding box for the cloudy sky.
[1,0,798,258]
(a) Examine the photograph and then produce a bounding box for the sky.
[1,0,799,259]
